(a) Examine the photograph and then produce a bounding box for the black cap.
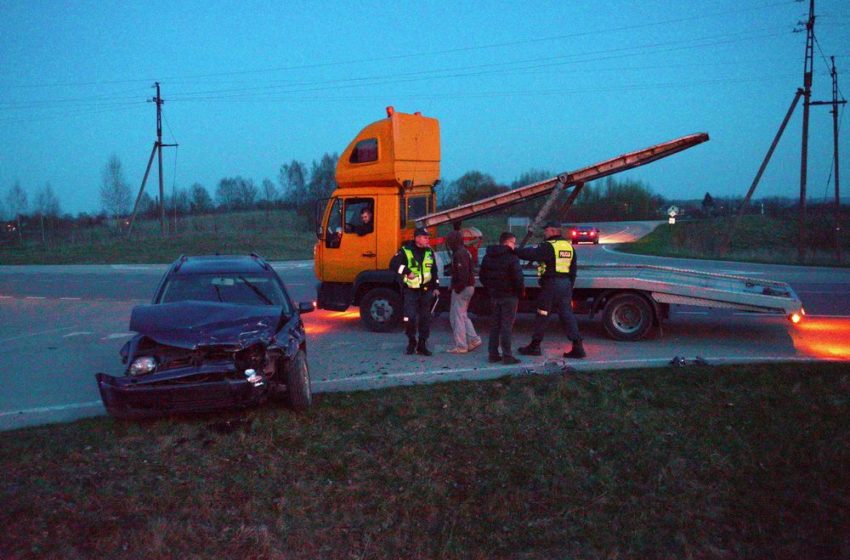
[543,221,561,229]
[414,227,430,237]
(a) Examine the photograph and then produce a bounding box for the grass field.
[0,211,317,264]
[619,215,850,267]
[2,362,848,559]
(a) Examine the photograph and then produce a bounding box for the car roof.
[170,255,273,276]
[572,225,598,230]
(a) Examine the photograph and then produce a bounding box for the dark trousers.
[532,277,581,343]
[403,288,434,343]
[488,296,518,357]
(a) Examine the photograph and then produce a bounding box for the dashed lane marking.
[25,296,46,300]
[102,332,134,340]
[0,326,75,344]
[63,331,94,338]
[60,297,82,300]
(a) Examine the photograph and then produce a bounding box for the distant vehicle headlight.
[129,356,157,375]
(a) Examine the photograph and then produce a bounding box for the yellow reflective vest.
[537,239,574,277]
[401,246,435,289]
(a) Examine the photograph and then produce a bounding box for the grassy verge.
[0,211,316,264]
[2,363,848,559]
[619,215,850,266]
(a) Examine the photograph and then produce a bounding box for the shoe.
[406,340,417,355]
[502,355,521,365]
[446,347,468,354]
[468,339,482,351]
[416,342,432,356]
[563,339,586,359]
[518,342,541,356]
[488,354,502,363]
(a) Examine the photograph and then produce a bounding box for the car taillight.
[571,231,577,237]
[590,231,596,236]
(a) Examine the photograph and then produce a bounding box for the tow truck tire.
[602,293,654,341]
[284,350,312,412]
[359,287,402,332]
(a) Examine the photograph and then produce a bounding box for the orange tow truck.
[314,108,804,340]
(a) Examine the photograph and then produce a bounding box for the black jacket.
[515,234,577,283]
[389,241,439,290]
[479,244,524,298]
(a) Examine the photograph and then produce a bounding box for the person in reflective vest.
[515,221,586,359]
[389,227,440,355]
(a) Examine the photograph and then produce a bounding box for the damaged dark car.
[96,254,315,419]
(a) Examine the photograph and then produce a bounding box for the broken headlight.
[129,356,157,376]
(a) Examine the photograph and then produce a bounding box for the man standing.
[479,232,524,364]
[389,227,439,356]
[515,222,586,359]
[445,229,482,354]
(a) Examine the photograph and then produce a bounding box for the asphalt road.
[2,222,848,431]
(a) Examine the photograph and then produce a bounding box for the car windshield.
[159,273,290,309]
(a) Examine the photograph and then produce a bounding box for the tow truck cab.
[314,107,440,330]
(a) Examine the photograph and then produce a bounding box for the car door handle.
[362,251,376,258]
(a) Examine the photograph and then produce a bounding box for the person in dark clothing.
[445,229,482,353]
[479,231,524,364]
[354,206,374,236]
[515,222,585,359]
[388,227,440,356]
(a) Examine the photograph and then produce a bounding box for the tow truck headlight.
[129,356,157,375]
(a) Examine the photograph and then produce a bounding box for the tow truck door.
[320,196,377,282]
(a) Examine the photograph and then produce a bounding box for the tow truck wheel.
[284,350,312,412]
[602,293,653,341]
[359,287,402,332]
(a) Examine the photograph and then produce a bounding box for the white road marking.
[0,400,103,418]
[111,264,154,270]
[102,332,134,340]
[60,297,82,300]
[63,331,94,338]
[0,326,75,344]
[25,296,46,300]
[675,311,709,315]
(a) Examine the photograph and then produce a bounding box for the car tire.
[284,349,312,412]
[602,293,654,341]
[359,287,402,332]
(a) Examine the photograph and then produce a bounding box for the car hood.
[129,301,283,350]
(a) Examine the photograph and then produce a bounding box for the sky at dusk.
[1,0,848,215]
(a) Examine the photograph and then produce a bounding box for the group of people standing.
[389,222,586,361]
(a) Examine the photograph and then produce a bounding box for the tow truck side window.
[343,198,375,236]
[402,195,431,227]
[349,138,378,163]
[325,198,343,248]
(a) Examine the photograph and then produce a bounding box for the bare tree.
[100,154,131,222]
[5,181,28,242]
[262,178,277,202]
[34,182,61,245]
[279,160,307,207]
[190,183,213,213]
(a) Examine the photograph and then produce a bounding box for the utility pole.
[127,82,178,238]
[797,0,815,263]
[811,57,847,262]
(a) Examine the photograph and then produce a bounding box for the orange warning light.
[790,313,802,324]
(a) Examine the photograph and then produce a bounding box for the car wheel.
[602,293,654,341]
[284,349,312,412]
[359,287,402,332]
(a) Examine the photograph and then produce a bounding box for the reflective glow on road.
[791,318,850,359]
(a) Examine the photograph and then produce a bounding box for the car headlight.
[129,356,157,376]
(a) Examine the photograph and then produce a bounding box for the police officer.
[389,227,440,355]
[515,221,586,359]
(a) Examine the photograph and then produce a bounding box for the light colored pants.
[450,286,480,350]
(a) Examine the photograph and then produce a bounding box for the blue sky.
[1,0,848,215]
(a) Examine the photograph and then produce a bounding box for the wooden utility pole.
[797,0,815,263]
[811,57,847,262]
[127,82,178,238]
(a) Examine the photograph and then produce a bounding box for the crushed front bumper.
[96,371,267,419]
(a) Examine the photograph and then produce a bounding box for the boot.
[405,339,417,355]
[563,339,586,359]
[518,341,541,356]
[416,340,432,356]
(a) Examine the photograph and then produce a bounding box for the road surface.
[2,223,848,431]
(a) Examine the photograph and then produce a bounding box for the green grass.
[2,363,848,559]
[619,215,850,266]
[0,210,316,264]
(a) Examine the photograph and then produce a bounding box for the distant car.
[568,225,600,244]
[95,254,315,419]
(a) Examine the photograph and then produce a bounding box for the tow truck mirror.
[298,301,316,314]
